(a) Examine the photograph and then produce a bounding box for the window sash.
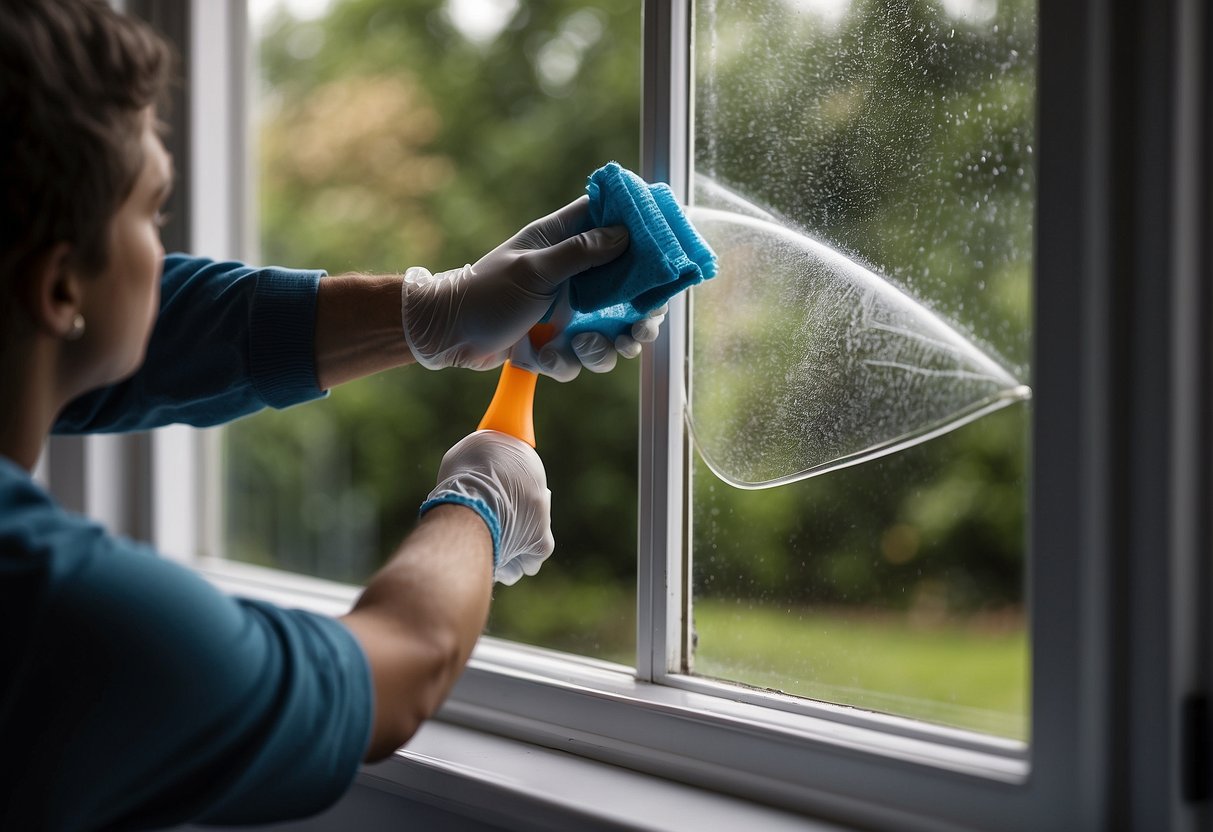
[128,0,1210,828]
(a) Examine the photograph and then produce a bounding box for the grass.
[692,599,1029,740]
[490,587,1029,741]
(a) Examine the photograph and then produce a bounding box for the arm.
[340,504,491,760]
[313,272,413,390]
[54,257,420,431]
[340,429,553,760]
[55,198,643,434]
[54,255,330,433]
[56,260,417,432]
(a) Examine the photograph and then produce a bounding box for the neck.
[0,336,70,471]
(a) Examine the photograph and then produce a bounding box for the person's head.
[0,0,173,391]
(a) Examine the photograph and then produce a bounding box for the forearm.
[314,273,415,389]
[340,504,493,760]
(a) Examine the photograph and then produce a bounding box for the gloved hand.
[419,430,554,586]
[402,195,647,376]
[509,301,669,383]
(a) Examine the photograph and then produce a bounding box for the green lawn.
[692,599,1029,740]
[466,580,1031,741]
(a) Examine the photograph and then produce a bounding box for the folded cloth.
[564,302,641,342]
[570,162,718,315]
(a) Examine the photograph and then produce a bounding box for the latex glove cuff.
[419,431,554,585]
[403,265,467,371]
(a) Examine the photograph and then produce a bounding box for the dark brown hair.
[0,0,172,285]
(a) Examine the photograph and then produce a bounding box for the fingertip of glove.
[567,332,615,374]
[537,346,582,382]
[630,320,659,344]
[494,565,522,586]
[570,331,603,352]
[615,335,642,359]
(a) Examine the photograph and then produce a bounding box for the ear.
[21,243,85,339]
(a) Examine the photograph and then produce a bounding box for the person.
[0,1,660,828]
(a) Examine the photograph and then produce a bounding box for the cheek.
[137,229,162,308]
[116,227,162,356]
[137,255,161,340]
[146,272,161,326]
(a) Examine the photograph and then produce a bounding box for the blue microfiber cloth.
[564,302,639,342]
[570,162,718,317]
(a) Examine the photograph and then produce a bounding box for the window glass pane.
[690,0,1034,739]
[224,0,642,663]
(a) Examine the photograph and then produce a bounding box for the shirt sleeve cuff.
[249,267,329,409]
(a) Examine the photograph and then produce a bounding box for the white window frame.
[61,0,1209,828]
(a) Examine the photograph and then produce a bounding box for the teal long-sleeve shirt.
[0,255,373,830]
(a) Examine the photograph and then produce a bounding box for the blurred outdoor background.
[224,0,1033,740]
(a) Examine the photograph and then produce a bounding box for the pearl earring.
[65,313,85,341]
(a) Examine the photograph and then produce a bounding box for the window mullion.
[637,0,692,682]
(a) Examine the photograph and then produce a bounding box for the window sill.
[370,719,840,832]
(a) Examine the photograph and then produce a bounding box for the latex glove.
[402,196,629,373]
[509,301,669,383]
[419,430,554,586]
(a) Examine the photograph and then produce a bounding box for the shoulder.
[162,253,327,282]
[0,457,117,577]
[162,252,252,288]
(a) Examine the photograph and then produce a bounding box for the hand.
[420,430,554,585]
[402,196,628,372]
[510,303,669,382]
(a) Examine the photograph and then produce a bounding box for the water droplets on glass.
[687,179,1028,489]
[689,0,1034,738]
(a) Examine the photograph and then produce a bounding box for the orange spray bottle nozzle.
[477,323,558,447]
